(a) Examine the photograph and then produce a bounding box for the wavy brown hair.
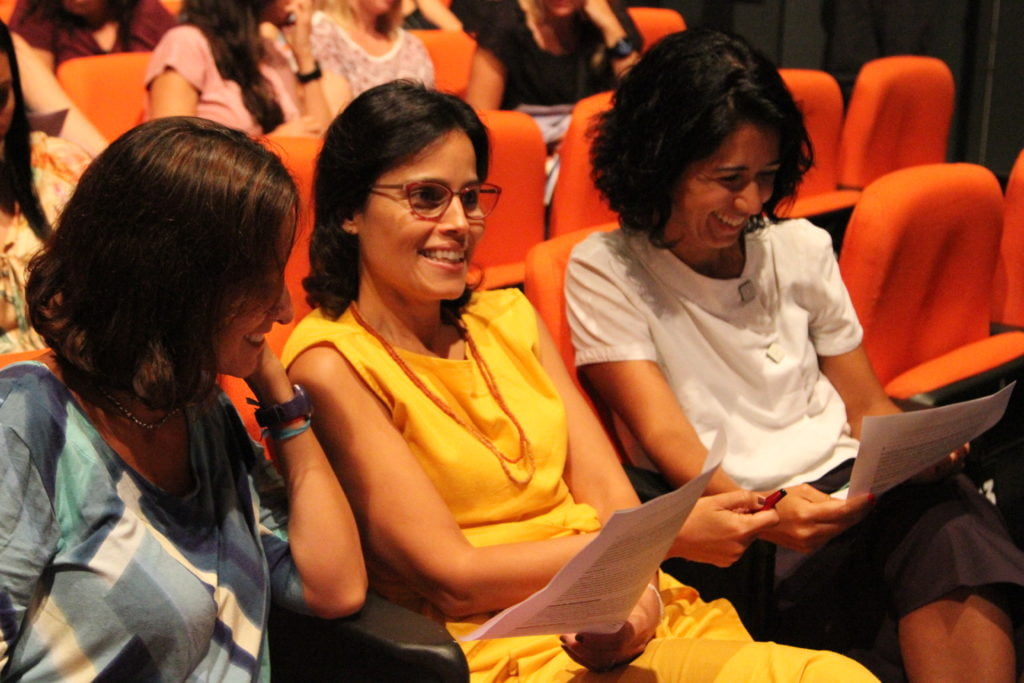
[27,117,296,409]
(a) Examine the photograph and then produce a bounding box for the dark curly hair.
[26,117,296,410]
[307,81,489,319]
[591,28,812,244]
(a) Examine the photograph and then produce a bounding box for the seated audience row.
[1,19,1020,682]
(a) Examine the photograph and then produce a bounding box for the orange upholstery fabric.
[776,68,862,219]
[625,6,686,52]
[0,349,49,368]
[993,148,1024,327]
[222,135,321,440]
[56,52,151,142]
[547,90,615,238]
[524,224,614,391]
[474,109,547,289]
[838,163,1024,398]
[523,223,622,453]
[837,56,954,191]
[408,29,475,98]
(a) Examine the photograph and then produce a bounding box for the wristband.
[296,61,322,84]
[249,384,313,428]
[264,416,312,442]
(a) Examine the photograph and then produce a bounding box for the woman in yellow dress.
[281,80,878,681]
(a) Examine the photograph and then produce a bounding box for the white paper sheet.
[847,383,1015,498]
[458,437,726,641]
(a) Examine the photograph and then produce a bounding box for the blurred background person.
[310,0,433,112]
[146,0,334,137]
[0,21,90,353]
[10,0,174,70]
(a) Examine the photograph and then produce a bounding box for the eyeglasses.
[370,181,502,220]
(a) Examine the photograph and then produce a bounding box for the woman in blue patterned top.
[0,116,366,680]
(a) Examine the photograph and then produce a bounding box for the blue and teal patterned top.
[0,362,306,681]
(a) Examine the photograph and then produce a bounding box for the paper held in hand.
[846,382,1015,498]
[458,437,726,641]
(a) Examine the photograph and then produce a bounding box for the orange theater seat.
[625,6,686,52]
[837,56,954,191]
[222,134,322,440]
[776,68,861,219]
[839,163,1024,401]
[56,52,151,142]
[523,223,622,453]
[993,149,1024,329]
[547,91,615,238]
[408,29,475,98]
[0,349,49,369]
[473,109,546,289]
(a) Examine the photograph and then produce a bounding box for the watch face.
[611,38,635,58]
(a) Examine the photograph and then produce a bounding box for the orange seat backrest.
[839,163,1003,386]
[625,6,686,52]
[524,223,623,454]
[993,149,1024,328]
[524,224,616,386]
[473,109,547,289]
[223,135,321,440]
[837,56,954,190]
[408,29,476,98]
[0,349,49,369]
[779,68,844,198]
[547,91,615,238]
[56,52,152,142]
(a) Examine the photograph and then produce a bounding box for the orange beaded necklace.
[350,303,536,485]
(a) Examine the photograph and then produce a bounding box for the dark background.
[628,0,1024,180]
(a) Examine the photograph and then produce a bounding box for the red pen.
[758,488,787,512]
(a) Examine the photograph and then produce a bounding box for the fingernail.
[755,495,766,506]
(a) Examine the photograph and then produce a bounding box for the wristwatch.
[607,37,636,59]
[253,384,313,428]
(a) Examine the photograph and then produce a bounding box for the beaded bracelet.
[264,417,312,442]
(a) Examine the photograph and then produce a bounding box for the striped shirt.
[0,362,306,681]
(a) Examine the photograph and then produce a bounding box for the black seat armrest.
[269,590,469,682]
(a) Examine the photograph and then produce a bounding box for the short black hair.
[27,117,297,409]
[592,28,812,244]
[307,81,490,318]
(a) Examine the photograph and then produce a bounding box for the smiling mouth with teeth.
[420,249,466,264]
[713,211,747,228]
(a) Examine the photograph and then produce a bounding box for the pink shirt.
[145,25,301,136]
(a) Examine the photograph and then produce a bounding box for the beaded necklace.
[350,304,536,485]
[99,387,180,431]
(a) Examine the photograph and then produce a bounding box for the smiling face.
[215,279,293,378]
[663,121,781,275]
[345,129,483,313]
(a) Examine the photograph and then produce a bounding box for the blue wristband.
[264,417,312,442]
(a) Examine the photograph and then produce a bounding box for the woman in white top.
[565,28,1024,683]
[310,0,433,112]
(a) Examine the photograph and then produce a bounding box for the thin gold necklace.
[350,304,535,485]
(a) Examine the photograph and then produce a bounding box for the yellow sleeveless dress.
[282,289,876,682]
